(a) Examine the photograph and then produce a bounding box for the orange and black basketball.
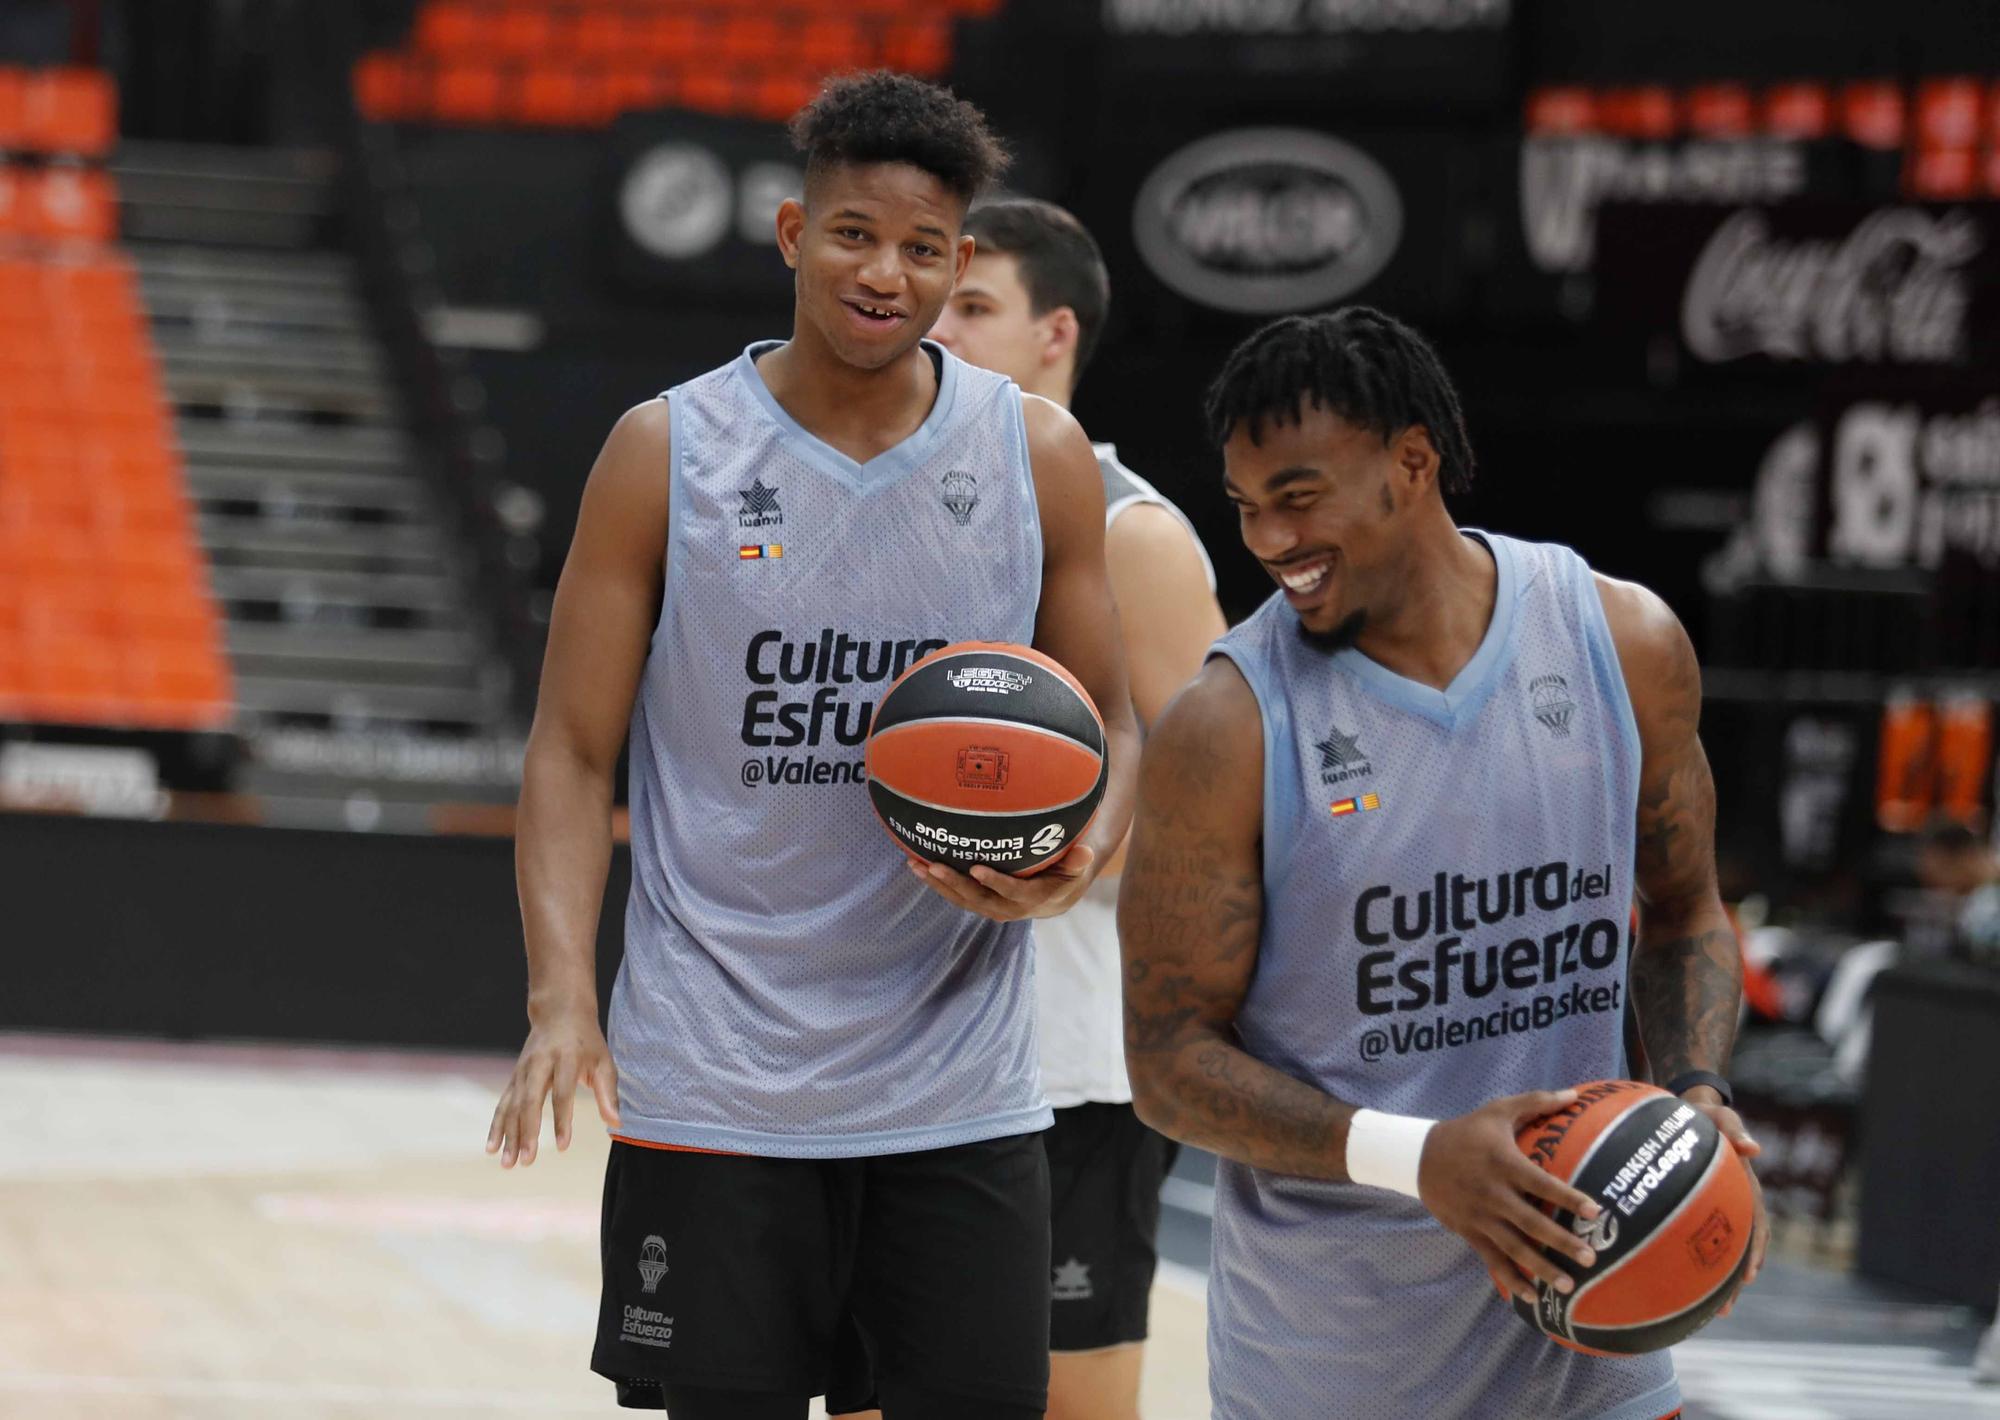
[865,641,1106,878]
[1513,1079,1755,1355]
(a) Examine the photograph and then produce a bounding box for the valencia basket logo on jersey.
[1530,674,1575,737]
[940,471,979,526]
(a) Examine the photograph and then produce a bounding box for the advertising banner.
[1593,202,2000,373]
[603,110,802,306]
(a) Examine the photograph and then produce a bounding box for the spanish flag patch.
[1330,793,1381,817]
[738,543,782,560]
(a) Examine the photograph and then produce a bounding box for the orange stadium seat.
[491,4,558,59]
[415,0,484,53]
[681,69,749,118]
[514,63,611,128]
[25,168,119,243]
[354,52,420,122]
[602,66,675,116]
[800,19,871,72]
[431,60,508,124]
[636,13,712,65]
[574,10,641,62]
[751,73,824,124]
[23,68,117,157]
[123,642,231,724]
[0,69,27,149]
[716,16,788,68]
[881,21,951,76]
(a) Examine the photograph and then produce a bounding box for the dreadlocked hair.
[1202,307,1476,496]
[789,71,1009,205]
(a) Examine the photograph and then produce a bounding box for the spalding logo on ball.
[1514,1080,1756,1355]
[865,641,1107,877]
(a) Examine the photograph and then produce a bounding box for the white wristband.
[1345,1109,1437,1199]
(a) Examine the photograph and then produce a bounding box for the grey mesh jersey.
[1206,533,1680,1420]
[1092,442,1217,592]
[607,340,1053,1158]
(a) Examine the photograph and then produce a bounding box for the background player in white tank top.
[1119,308,1769,1419]
[484,76,1140,1420]
[931,199,1225,1420]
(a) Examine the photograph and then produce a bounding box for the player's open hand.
[1683,1091,1767,1315]
[486,1005,621,1168]
[907,843,1098,922]
[1417,1089,1604,1306]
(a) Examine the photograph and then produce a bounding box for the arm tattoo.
[1631,615,1740,1081]
[1632,927,1741,1081]
[1120,701,1357,1180]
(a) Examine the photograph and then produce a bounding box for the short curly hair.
[789,71,1009,206]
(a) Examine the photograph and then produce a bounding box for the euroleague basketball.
[1512,1080,1756,1355]
[865,641,1107,877]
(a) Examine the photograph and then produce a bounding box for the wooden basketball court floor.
[13,1032,2000,1420]
[0,1034,1210,1420]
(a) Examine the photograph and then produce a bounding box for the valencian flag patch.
[1330,792,1381,817]
[738,544,783,560]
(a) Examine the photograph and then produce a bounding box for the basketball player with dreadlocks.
[1118,307,1767,1419]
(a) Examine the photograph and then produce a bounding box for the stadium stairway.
[112,141,523,826]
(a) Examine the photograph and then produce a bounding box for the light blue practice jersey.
[1205,532,1680,1420]
[607,340,1053,1157]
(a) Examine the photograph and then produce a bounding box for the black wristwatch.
[1665,1070,1733,1108]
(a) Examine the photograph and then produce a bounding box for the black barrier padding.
[0,812,628,1053]
[1858,962,2000,1309]
[870,651,1104,753]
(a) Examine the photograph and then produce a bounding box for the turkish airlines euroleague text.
[1351,861,1623,1062]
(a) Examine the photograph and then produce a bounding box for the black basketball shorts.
[1042,1101,1179,1353]
[591,1132,1051,1412]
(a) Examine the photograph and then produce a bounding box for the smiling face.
[776,161,974,372]
[1222,401,1437,641]
[928,251,1073,397]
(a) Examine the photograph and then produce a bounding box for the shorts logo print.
[1051,1257,1094,1302]
[638,1234,670,1294]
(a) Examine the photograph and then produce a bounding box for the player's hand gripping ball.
[1512,1080,1756,1355]
[864,641,1106,878]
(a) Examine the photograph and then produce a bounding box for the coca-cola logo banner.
[1596,202,2000,371]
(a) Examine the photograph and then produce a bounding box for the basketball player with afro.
[1119,307,1768,1419]
[931,198,1225,1420]
[485,73,1139,1419]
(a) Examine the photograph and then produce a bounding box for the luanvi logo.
[1132,128,1402,315]
[737,478,782,529]
[637,1235,669,1294]
[1051,1257,1094,1301]
[941,471,979,525]
[1314,725,1372,785]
